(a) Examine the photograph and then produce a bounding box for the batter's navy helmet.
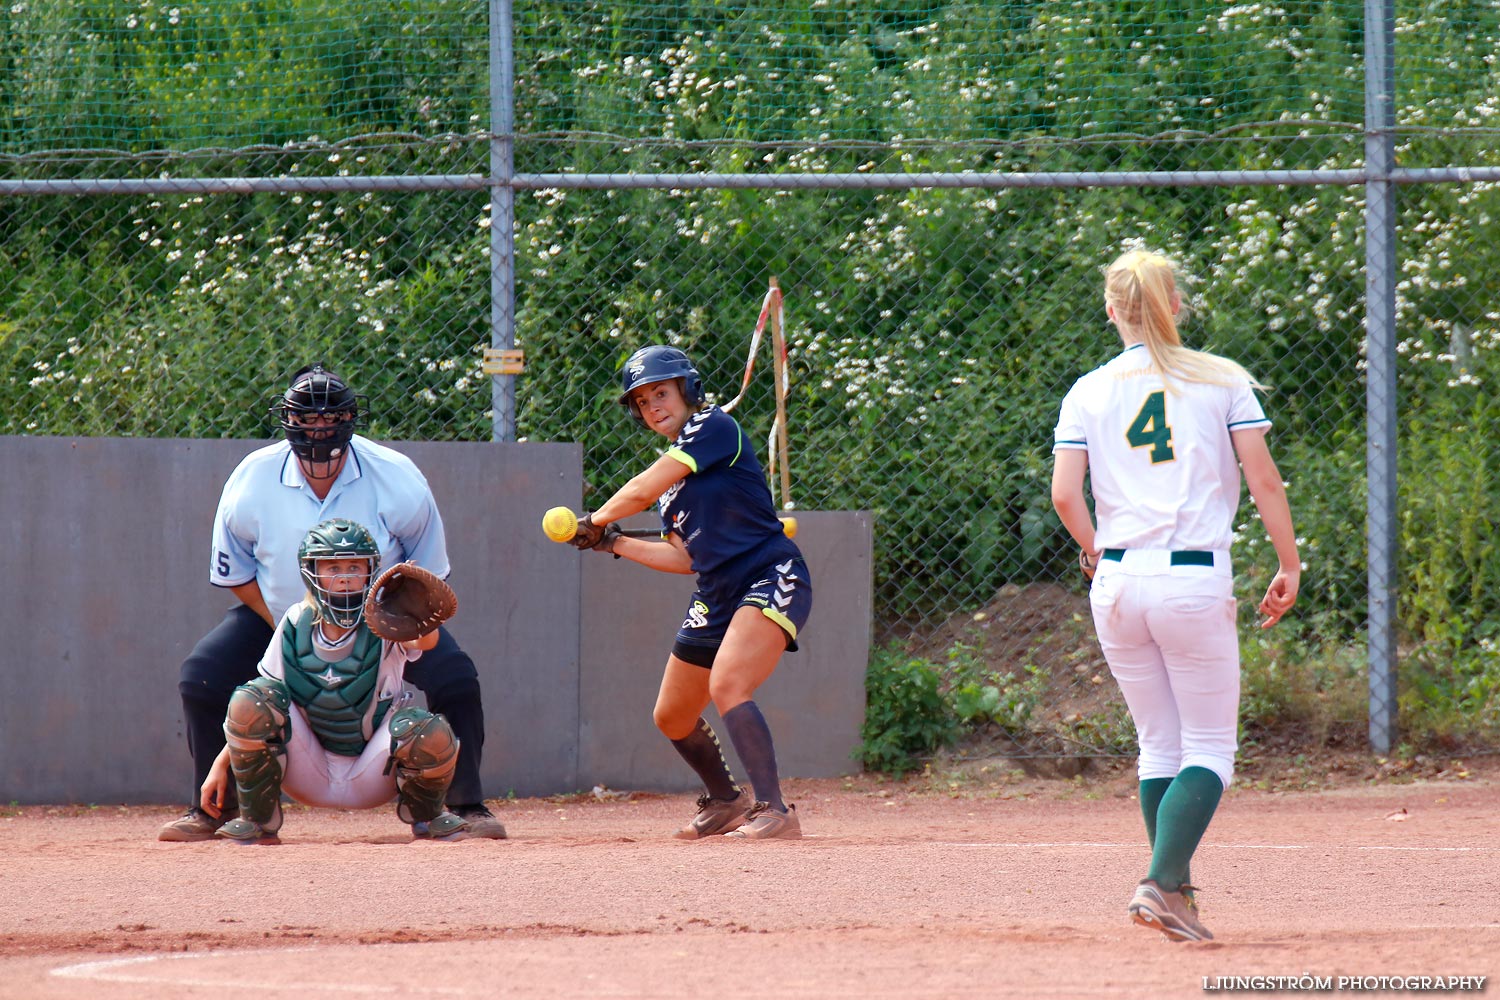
[617,346,704,426]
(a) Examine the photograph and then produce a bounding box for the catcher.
[199,518,472,843]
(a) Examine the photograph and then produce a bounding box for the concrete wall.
[0,437,870,804]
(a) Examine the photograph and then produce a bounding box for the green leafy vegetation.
[5,2,1500,754]
[857,644,959,775]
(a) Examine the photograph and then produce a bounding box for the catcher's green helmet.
[298,518,380,628]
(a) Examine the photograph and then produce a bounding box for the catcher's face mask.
[298,518,381,629]
[308,557,376,628]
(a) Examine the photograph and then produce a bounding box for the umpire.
[159,363,505,841]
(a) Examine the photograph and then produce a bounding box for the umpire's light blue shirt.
[210,436,450,623]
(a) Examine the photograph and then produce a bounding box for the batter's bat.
[720,279,782,415]
[541,506,796,543]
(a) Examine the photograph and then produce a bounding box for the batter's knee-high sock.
[1138,777,1186,883]
[669,718,740,801]
[721,701,785,812]
[1146,766,1223,892]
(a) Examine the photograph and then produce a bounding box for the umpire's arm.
[230,581,275,628]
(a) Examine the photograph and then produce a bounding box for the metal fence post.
[489,0,518,441]
[1364,0,1399,754]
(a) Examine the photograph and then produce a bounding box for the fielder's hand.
[1079,547,1100,582]
[569,513,607,550]
[1257,566,1300,628]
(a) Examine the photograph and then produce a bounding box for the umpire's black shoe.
[450,802,507,839]
[157,807,227,843]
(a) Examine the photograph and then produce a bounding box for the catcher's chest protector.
[281,606,390,756]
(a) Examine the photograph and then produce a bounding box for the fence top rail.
[1,166,1494,197]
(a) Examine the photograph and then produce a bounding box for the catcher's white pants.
[1089,551,1239,788]
[281,703,400,810]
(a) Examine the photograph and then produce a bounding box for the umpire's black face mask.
[285,411,357,467]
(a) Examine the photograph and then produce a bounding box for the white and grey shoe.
[674,790,754,840]
[724,801,801,840]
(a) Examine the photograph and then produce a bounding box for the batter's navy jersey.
[211,436,450,623]
[660,406,800,585]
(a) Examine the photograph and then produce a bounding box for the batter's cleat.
[450,802,507,840]
[673,790,754,840]
[724,801,801,840]
[1128,879,1214,942]
[157,807,227,843]
[214,817,281,845]
[411,810,471,842]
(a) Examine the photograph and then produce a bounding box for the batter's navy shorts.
[672,557,812,669]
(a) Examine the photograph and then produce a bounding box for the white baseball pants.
[1089,550,1239,788]
[281,703,400,810]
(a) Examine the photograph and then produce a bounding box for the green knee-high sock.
[1138,777,1189,887]
[1146,767,1223,892]
[1138,777,1172,844]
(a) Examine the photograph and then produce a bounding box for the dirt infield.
[4,768,1497,1000]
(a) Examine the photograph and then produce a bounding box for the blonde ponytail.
[1104,250,1267,391]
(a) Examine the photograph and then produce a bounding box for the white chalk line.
[51,948,468,994]
[48,926,1500,997]
[940,841,1497,852]
[48,945,1142,999]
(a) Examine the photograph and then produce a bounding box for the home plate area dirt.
[3,772,1496,999]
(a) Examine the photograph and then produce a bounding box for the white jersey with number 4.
[1052,344,1270,552]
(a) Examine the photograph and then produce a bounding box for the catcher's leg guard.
[223,677,291,834]
[386,708,460,824]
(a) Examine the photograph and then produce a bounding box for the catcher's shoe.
[724,801,801,841]
[157,807,227,843]
[450,802,507,840]
[1128,879,1214,942]
[673,790,753,840]
[214,817,281,846]
[411,810,470,842]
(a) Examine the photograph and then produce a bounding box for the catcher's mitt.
[364,562,458,642]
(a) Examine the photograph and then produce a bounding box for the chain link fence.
[5,2,1500,761]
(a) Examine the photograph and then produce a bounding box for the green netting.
[8,2,1500,753]
[7,2,1500,156]
[516,1,1370,144]
[0,0,489,152]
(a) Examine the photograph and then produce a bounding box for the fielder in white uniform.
[1052,249,1300,942]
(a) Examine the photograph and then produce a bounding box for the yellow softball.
[542,506,579,543]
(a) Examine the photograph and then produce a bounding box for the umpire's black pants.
[178,604,487,808]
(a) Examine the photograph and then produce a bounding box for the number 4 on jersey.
[1127,390,1175,463]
